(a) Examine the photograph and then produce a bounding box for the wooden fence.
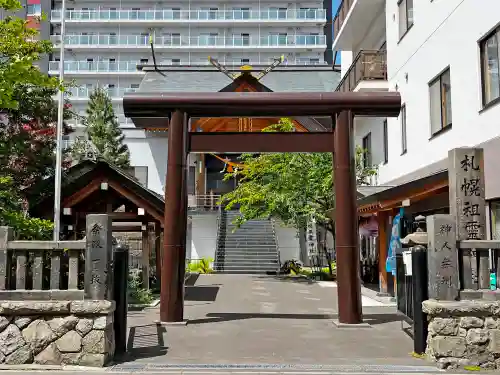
[0,214,114,300]
[459,240,500,292]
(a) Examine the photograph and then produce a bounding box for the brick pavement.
[122,274,429,367]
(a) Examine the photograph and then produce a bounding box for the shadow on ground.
[187,312,403,325]
[252,274,318,284]
[185,285,220,301]
[115,323,168,363]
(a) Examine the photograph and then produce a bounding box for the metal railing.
[458,240,500,291]
[67,86,137,99]
[51,8,326,22]
[188,194,222,212]
[336,50,387,92]
[333,0,355,39]
[51,34,327,48]
[48,59,327,73]
[49,60,140,73]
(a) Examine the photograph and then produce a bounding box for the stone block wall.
[0,300,115,367]
[423,299,500,370]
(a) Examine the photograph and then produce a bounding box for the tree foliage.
[0,86,74,190]
[0,176,53,240]
[220,118,378,233]
[0,0,59,109]
[73,88,130,169]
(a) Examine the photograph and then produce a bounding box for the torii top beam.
[123,91,401,120]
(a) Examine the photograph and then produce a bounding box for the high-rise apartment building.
[47,0,332,179]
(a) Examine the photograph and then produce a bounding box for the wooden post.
[155,222,161,287]
[377,211,389,294]
[142,221,150,289]
[161,110,188,322]
[0,227,13,290]
[334,111,362,324]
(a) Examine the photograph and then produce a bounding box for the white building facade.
[334,0,500,188]
[50,0,332,194]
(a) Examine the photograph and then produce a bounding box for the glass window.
[400,105,407,154]
[491,201,500,240]
[398,0,413,39]
[383,119,388,164]
[27,4,41,15]
[429,68,452,135]
[481,29,500,106]
[362,133,372,168]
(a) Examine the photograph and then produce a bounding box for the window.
[171,58,181,65]
[241,58,250,65]
[362,133,372,168]
[383,119,388,164]
[398,0,413,38]
[400,105,407,154]
[480,28,500,106]
[429,68,452,135]
[27,4,41,15]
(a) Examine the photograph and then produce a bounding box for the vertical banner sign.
[386,208,404,276]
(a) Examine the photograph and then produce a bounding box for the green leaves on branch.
[220,118,378,233]
[0,176,53,240]
[0,0,59,109]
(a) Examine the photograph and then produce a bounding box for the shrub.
[187,257,214,274]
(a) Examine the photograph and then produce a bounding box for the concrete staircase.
[214,210,280,274]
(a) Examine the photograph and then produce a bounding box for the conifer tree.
[80,87,131,169]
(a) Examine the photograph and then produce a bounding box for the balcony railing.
[48,59,327,73]
[51,8,326,22]
[333,0,355,39]
[49,60,140,72]
[335,50,387,92]
[51,34,326,48]
[67,86,137,99]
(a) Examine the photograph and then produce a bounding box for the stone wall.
[0,300,115,367]
[423,299,500,370]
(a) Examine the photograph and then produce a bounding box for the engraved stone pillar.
[448,148,487,290]
[426,215,459,300]
[85,214,114,300]
[448,148,486,241]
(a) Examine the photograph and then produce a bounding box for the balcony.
[49,61,141,74]
[50,34,327,52]
[335,50,387,92]
[48,59,327,74]
[66,86,137,100]
[50,8,326,26]
[332,0,385,50]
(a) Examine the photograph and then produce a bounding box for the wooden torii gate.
[123,91,401,325]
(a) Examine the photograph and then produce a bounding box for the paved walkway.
[122,274,429,368]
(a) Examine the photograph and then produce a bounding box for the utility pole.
[53,0,66,241]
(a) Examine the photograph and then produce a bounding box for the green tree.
[0,0,59,109]
[75,88,130,169]
[0,176,53,240]
[220,118,378,235]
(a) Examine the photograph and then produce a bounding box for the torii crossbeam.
[123,91,401,325]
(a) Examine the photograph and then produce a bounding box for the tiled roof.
[138,65,340,93]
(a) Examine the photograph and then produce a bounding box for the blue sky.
[332,0,341,63]
[333,0,341,13]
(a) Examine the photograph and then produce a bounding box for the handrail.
[271,219,281,270]
[335,49,387,92]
